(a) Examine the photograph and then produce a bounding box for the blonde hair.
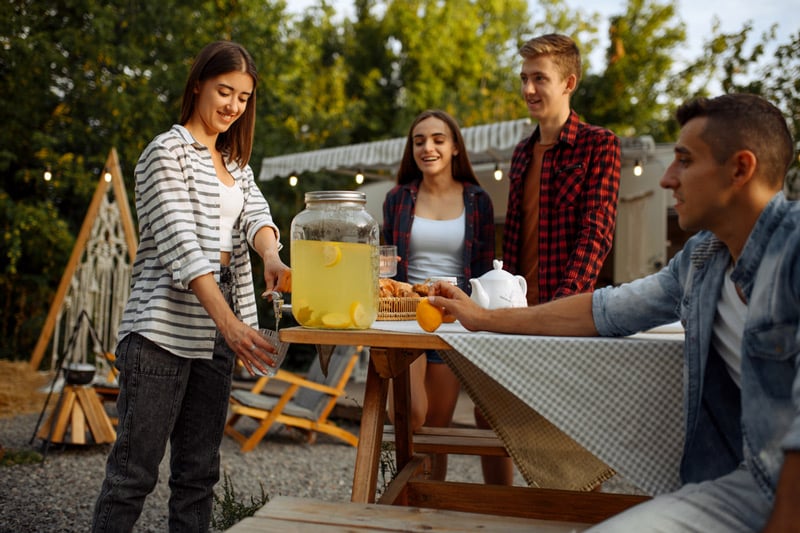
[519,34,581,86]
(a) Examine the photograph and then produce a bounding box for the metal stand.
[30,311,111,458]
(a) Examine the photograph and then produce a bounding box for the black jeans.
[93,268,236,532]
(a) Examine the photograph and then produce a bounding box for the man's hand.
[427,281,490,331]
[762,450,800,532]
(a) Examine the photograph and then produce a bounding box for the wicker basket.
[377,297,421,321]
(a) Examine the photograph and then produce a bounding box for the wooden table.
[280,325,449,503]
[279,325,652,523]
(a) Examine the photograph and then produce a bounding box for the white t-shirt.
[219,180,244,252]
[407,212,465,285]
[711,265,747,388]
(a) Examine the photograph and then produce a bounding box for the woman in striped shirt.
[93,41,289,532]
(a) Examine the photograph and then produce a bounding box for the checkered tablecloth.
[373,321,685,495]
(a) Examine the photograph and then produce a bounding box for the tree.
[572,0,688,140]
[0,0,295,362]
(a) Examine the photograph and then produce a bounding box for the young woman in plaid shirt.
[383,109,495,481]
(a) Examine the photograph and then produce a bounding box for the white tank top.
[407,212,465,284]
[219,180,244,252]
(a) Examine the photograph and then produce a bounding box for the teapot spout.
[469,279,490,308]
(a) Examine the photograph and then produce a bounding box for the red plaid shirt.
[502,110,620,301]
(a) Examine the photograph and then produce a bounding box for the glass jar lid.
[305,190,366,204]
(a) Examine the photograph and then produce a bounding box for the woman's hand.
[223,319,280,376]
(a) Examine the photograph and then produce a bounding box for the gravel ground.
[0,411,509,532]
[1,401,643,532]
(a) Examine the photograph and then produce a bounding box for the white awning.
[259,118,534,181]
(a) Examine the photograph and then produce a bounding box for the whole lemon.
[416,298,443,332]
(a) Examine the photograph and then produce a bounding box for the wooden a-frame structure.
[29,148,137,370]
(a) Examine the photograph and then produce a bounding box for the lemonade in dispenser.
[290,191,379,329]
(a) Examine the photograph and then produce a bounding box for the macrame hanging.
[30,148,137,373]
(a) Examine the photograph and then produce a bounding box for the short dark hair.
[519,34,581,86]
[676,94,794,188]
[179,41,258,168]
[396,110,481,186]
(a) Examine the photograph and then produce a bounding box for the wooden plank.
[377,454,429,505]
[51,388,77,442]
[76,386,115,443]
[350,358,388,503]
[405,479,650,523]
[70,400,86,444]
[225,516,345,532]
[382,426,509,457]
[279,327,451,352]
[225,496,590,532]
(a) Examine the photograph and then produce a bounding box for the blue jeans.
[93,272,236,532]
[588,465,771,532]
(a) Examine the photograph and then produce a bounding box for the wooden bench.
[382,425,510,457]
[226,495,593,532]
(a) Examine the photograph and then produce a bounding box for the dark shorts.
[425,349,444,364]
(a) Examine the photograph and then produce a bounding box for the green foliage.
[2,0,797,364]
[211,471,269,530]
[377,441,398,497]
[573,0,688,140]
[0,447,44,467]
[0,192,74,360]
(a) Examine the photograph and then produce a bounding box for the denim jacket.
[593,192,800,501]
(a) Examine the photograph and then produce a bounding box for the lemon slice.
[307,310,324,327]
[349,301,372,328]
[322,243,342,267]
[321,312,351,328]
[293,302,313,326]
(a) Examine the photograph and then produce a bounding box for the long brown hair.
[179,41,258,168]
[396,109,480,186]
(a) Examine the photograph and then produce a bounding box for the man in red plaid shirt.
[478,34,621,485]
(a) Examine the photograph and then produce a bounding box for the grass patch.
[0,447,44,467]
[211,471,269,530]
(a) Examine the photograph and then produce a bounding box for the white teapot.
[469,260,528,309]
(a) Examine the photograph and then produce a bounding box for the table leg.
[351,355,389,503]
[389,348,413,471]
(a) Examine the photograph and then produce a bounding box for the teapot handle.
[515,275,528,295]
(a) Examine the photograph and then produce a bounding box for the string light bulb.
[43,170,52,181]
[104,171,112,183]
[493,163,503,181]
[355,170,364,185]
[633,160,643,177]
[289,175,298,187]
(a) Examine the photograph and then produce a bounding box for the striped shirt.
[502,110,620,301]
[117,125,281,359]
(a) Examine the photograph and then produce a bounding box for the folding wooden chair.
[225,345,361,452]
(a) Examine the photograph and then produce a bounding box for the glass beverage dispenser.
[290,190,379,329]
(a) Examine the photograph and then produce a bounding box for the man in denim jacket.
[429,93,797,532]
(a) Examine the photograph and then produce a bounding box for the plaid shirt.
[382,179,495,293]
[502,110,620,301]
